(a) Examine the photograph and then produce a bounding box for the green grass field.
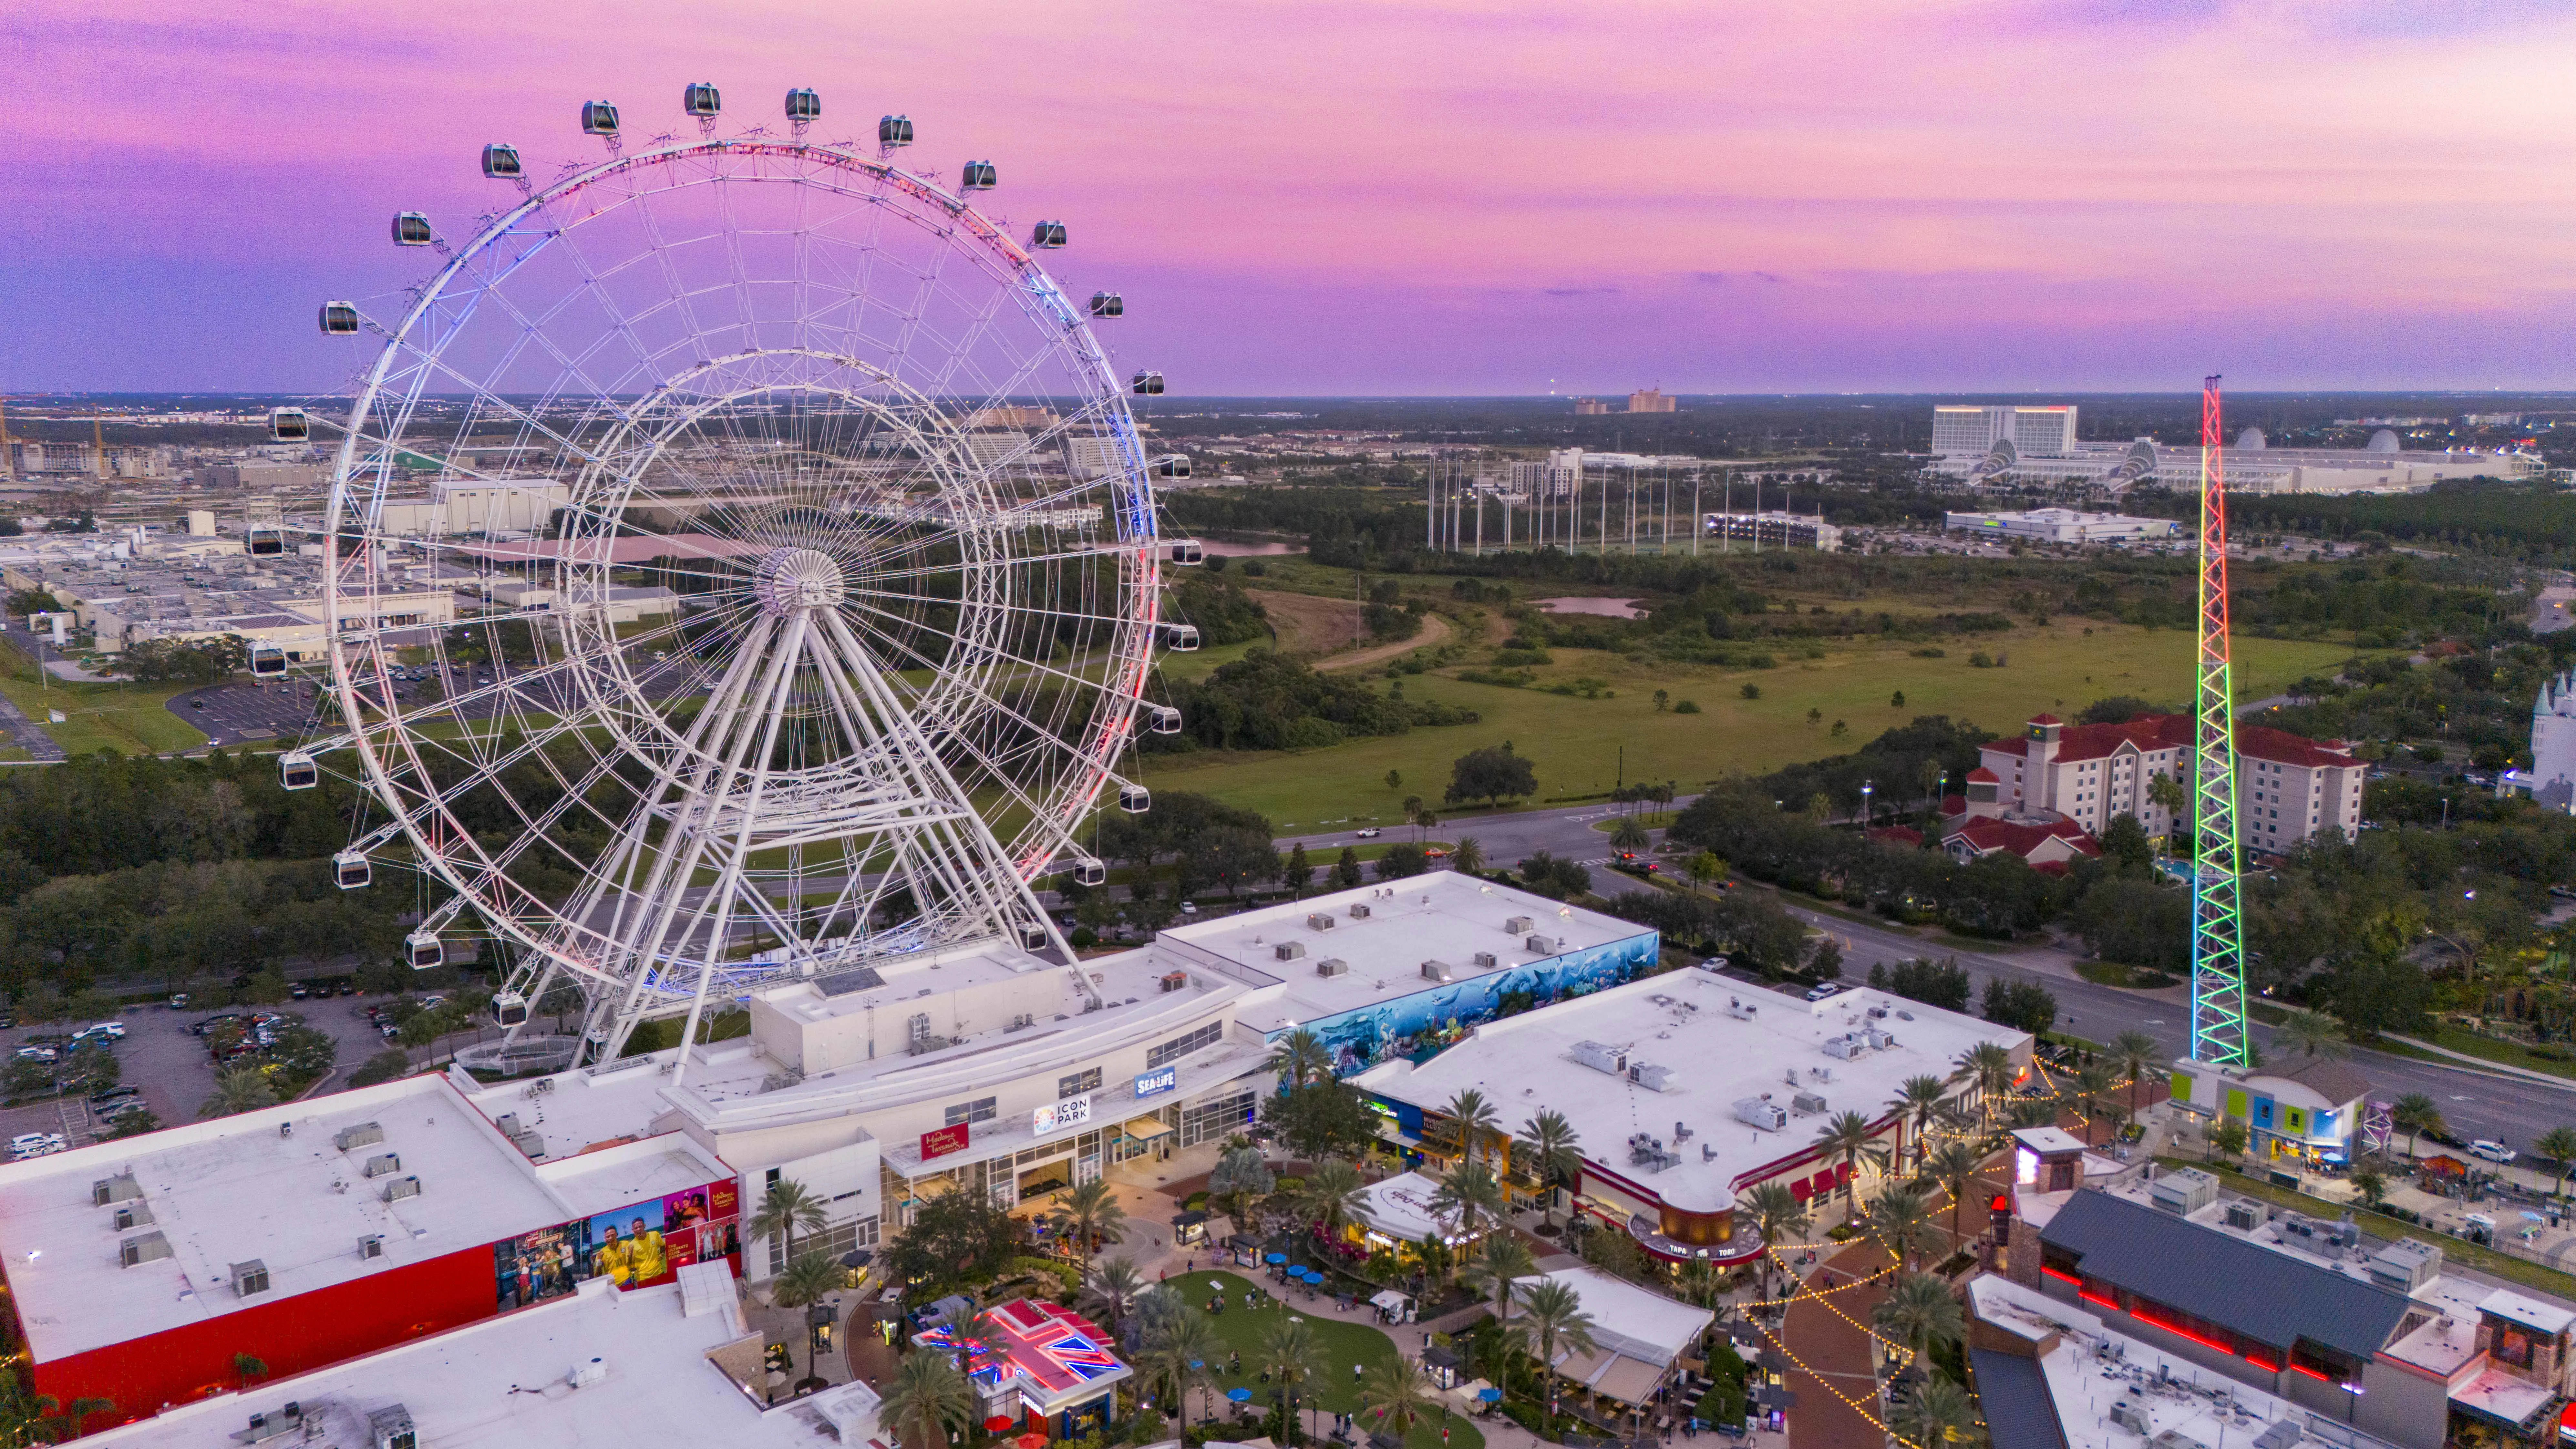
[1163,1270,1483,1449]
[1139,621,2369,828]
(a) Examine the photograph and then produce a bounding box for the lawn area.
[2406,1024,2576,1083]
[1162,1270,1482,1449]
[1139,621,2371,828]
[0,673,206,755]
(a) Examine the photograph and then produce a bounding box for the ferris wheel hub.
[751,546,847,615]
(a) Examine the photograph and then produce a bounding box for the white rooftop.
[0,1076,573,1361]
[1533,1264,1713,1367]
[1354,1171,1481,1247]
[1355,971,2027,1212]
[1159,873,1651,1037]
[78,1277,880,1449]
[1969,1275,2327,1449]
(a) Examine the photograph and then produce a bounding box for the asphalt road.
[168,677,321,747]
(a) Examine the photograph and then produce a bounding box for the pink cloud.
[6,0,2574,391]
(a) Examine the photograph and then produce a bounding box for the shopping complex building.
[1351,972,2031,1265]
[1930,404,2537,494]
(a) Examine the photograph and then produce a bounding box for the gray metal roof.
[1969,1349,2066,1449]
[2038,1190,2412,1358]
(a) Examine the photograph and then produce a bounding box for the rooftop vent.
[1348,903,1373,920]
[92,1174,142,1208]
[1726,998,1759,1021]
[383,1175,422,1204]
[496,1113,520,1137]
[368,1404,418,1449]
[1629,1061,1675,1092]
[1526,934,1565,954]
[1160,970,1189,993]
[570,1356,609,1389]
[510,1129,545,1159]
[113,1202,155,1230]
[119,1231,172,1268]
[1314,958,1350,978]
[1420,959,1454,982]
[1472,951,1498,970]
[363,1152,402,1179]
[1571,1040,1626,1075]
[1274,941,1307,961]
[335,1122,385,1153]
[359,1234,385,1260]
[1504,915,1533,934]
[1734,1097,1787,1131]
[232,1259,271,1297]
[1792,1090,1828,1116]
[1307,913,1337,931]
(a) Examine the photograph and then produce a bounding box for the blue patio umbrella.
[1479,1389,1503,1403]
[1229,1388,1254,1403]
[1266,1253,1288,1264]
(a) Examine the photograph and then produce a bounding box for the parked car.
[71,1023,125,1042]
[166,993,190,1009]
[14,1046,56,1063]
[2471,1140,2518,1164]
[98,1100,149,1120]
[1805,982,1844,1002]
[89,1085,141,1106]
[1354,828,1381,839]
[9,1133,65,1161]
[9,1132,57,1154]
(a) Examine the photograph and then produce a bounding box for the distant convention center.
[1930,404,2536,494]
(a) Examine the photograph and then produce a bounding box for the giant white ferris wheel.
[278,84,1202,1068]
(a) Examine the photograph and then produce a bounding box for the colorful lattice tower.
[2188,374,2249,1066]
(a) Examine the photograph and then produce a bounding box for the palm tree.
[1517,1278,1599,1435]
[1922,1138,1987,1247]
[1267,1027,1334,1090]
[1439,1088,1502,1166]
[1428,1161,1506,1249]
[1452,837,1486,875]
[1463,1233,1538,1349]
[2208,1115,2250,1166]
[1954,1042,2017,1123]
[1610,816,1651,853]
[232,1353,267,1392]
[879,1349,978,1449]
[1864,1185,1947,1271]
[198,1064,278,1119]
[2351,1166,2388,1210]
[2007,1096,2061,1131]
[1514,1109,1583,1225]
[2109,1031,2161,1115]
[1142,1308,1223,1427]
[2275,1007,2346,1061]
[1210,1145,1275,1231]
[1080,1255,1148,1326]
[2071,1062,2116,1146]
[1743,1183,1811,1300]
[1357,1355,1440,1446]
[2392,1093,2441,1160]
[1812,1111,1888,1212]
[1258,1316,1328,1444]
[751,1177,830,1269]
[1891,1075,1951,1170]
[773,1252,847,1382]
[2540,1126,2576,1199]
[932,1301,1002,1390]
[1891,1372,1985,1449]
[1046,1179,1129,1269]
[1872,1272,1965,1367]
[1301,1158,1368,1242]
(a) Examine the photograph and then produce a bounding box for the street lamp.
[1860,780,1873,827]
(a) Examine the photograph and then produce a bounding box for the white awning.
[1121,1116,1174,1140]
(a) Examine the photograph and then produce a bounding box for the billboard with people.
[494,1179,741,1311]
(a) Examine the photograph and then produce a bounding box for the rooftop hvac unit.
[359,1234,385,1260]
[1629,1062,1675,1092]
[1571,1040,1626,1075]
[1315,957,1350,977]
[1727,998,1759,1020]
[368,1404,418,1449]
[2110,1403,2150,1436]
[383,1175,422,1203]
[1307,912,1337,931]
[335,1122,386,1153]
[511,1129,545,1159]
[1504,916,1533,934]
[1792,1091,1829,1115]
[119,1231,172,1268]
[1865,1028,1894,1050]
[570,1356,609,1389]
[2223,1202,2259,1231]
[1420,959,1454,982]
[1733,1097,1787,1131]
[232,1259,271,1297]
[1274,941,1307,961]
[362,1151,402,1178]
[2251,1423,2304,1449]
[1348,903,1372,919]
[113,1202,154,1230]
[496,1113,520,1138]
[1822,1035,1863,1061]
[1472,951,1498,970]
[92,1174,142,1207]
[1160,970,1190,993]
[2148,1167,2219,1216]
[2368,1239,2444,1292]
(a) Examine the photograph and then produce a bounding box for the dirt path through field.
[1316,612,1451,671]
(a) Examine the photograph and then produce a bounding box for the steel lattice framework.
[295,103,1175,1070]
[2188,374,2249,1065]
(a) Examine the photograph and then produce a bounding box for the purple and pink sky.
[8,1,2575,396]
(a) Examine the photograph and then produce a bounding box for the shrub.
[1240,559,1267,576]
[1675,699,1702,714]
[1739,683,1761,700]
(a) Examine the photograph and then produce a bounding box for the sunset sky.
[7,1,2574,395]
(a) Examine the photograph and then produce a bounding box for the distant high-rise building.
[1572,397,1612,416]
[1627,388,1676,414]
[1928,402,2535,495]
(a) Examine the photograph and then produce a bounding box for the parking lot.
[0,987,424,1155]
[165,678,325,748]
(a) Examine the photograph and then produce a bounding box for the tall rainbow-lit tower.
[2188,375,2249,1065]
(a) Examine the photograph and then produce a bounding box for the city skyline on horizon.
[7,2,2574,396]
